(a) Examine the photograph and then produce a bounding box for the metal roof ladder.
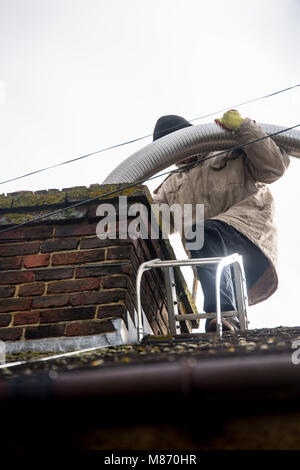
[136,253,249,342]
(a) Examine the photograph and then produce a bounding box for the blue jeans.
[189,219,270,314]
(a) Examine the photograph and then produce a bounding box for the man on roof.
[152,111,290,332]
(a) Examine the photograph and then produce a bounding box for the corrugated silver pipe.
[103,122,300,184]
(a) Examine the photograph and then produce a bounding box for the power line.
[0,83,299,187]
[0,122,298,237]
[189,83,300,123]
[0,135,150,186]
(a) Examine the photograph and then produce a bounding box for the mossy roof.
[1,326,299,380]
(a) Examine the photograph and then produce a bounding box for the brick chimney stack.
[0,184,196,352]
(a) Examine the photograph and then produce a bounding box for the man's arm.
[215,110,290,183]
[234,117,290,183]
[152,174,171,204]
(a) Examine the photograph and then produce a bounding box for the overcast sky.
[0,0,299,330]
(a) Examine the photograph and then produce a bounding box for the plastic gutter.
[0,352,299,403]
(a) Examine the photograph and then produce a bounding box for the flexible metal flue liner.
[103,122,300,183]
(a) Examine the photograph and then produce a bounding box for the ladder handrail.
[136,254,248,342]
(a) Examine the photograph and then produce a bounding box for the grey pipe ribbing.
[103,123,300,184]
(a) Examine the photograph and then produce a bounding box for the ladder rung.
[175,311,237,321]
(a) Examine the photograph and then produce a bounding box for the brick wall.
[0,184,196,346]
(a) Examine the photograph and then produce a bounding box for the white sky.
[0,0,299,330]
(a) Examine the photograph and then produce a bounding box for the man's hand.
[215,110,244,131]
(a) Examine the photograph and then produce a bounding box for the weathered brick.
[0,298,32,313]
[7,190,33,196]
[106,246,132,260]
[25,324,65,339]
[0,314,11,327]
[47,278,100,294]
[120,264,132,275]
[139,238,154,261]
[35,268,74,281]
[32,294,69,309]
[87,204,101,219]
[13,311,40,326]
[80,237,135,249]
[52,249,105,266]
[0,257,23,271]
[124,292,135,321]
[76,264,129,278]
[80,237,113,249]
[41,238,79,253]
[10,190,66,208]
[63,186,89,202]
[0,327,23,341]
[0,196,181,341]
[0,286,15,298]
[64,319,115,337]
[118,275,136,303]
[102,275,129,289]
[55,223,97,238]
[24,254,50,268]
[0,241,40,257]
[0,256,23,271]
[97,303,127,322]
[0,194,13,209]
[18,282,45,297]
[70,290,126,306]
[40,306,95,324]
[0,271,34,285]
[0,226,53,241]
[89,203,132,221]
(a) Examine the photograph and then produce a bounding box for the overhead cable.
[0,122,298,236]
[0,83,299,186]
